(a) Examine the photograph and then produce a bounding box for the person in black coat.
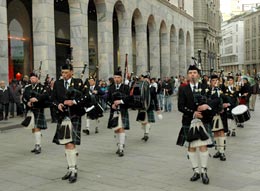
[178,65,221,185]
[136,73,162,142]
[82,76,104,135]
[107,70,130,157]
[52,64,91,183]
[0,81,11,120]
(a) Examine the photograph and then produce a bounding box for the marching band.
[13,56,258,185]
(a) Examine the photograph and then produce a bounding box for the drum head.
[231,105,248,115]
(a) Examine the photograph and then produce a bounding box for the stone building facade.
[220,15,244,75]
[244,8,260,76]
[193,0,221,75]
[0,0,194,82]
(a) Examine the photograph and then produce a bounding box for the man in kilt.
[107,70,130,157]
[178,65,221,185]
[22,72,49,154]
[136,73,162,142]
[82,76,104,135]
[52,64,90,183]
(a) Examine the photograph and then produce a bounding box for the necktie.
[116,84,119,90]
[193,85,197,93]
[65,81,68,89]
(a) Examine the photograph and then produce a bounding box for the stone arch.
[7,0,32,81]
[186,31,192,71]
[88,0,98,78]
[132,8,146,75]
[147,14,159,78]
[178,28,185,75]
[170,25,178,76]
[160,20,169,78]
[113,0,128,73]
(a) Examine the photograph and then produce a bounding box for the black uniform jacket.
[178,83,221,126]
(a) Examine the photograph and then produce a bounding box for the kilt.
[182,123,213,148]
[32,109,47,130]
[136,110,155,123]
[53,115,82,145]
[107,108,129,130]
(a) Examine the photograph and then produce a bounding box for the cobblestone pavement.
[1,97,260,191]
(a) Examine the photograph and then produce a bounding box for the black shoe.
[68,172,77,183]
[226,130,230,136]
[31,144,40,153]
[83,129,90,135]
[141,135,149,142]
[190,172,200,181]
[118,150,124,157]
[220,153,226,161]
[116,149,120,154]
[95,127,99,134]
[201,173,209,184]
[62,171,72,180]
[231,131,236,137]
[213,151,221,158]
[35,145,41,154]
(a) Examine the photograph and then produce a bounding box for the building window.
[252,39,256,60]
[252,17,257,37]
[245,41,250,60]
[178,0,184,10]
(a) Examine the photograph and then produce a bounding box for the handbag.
[58,118,72,145]
[176,127,185,146]
[22,111,35,129]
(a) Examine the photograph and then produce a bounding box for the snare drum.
[231,105,250,123]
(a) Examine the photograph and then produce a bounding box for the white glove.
[157,114,163,120]
[124,79,129,85]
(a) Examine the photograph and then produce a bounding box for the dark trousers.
[10,102,24,116]
[0,103,9,119]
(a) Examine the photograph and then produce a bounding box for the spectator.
[100,81,108,110]
[249,78,259,111]
[9,79,24,117]
[0,81,11,120]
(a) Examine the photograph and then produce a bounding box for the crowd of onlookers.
[2,72,259,122]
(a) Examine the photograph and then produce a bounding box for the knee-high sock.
[118,132,126,150]
[228,119,236,131]
[95,119,99,127]
[214,136,219,151]
[34,131,41,146]
[199,150,209,173]
[187,151,199,173]
[86,118,90,129]
[219,136,226,154]
[144,123,151,134]
[65,149,77,172]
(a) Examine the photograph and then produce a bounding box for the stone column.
[170,35,179,77]
[96,3,114,80]
[32,0,56,81]
[160,32,170,77]
[149,30,160,78]
[135,23,148,74]
[118,16,132,78]
[0,0,8,82]
[68,0,89,79]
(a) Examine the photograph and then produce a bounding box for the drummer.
[224,76,239,136]
[136,72,162,142]
[237,77,251,128]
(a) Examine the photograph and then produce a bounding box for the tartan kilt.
[136,110,155,123]
[53,115,82,145]
[107,108,130,130]
[32,109,47,130]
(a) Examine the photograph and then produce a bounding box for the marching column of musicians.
[19,61,256,185]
